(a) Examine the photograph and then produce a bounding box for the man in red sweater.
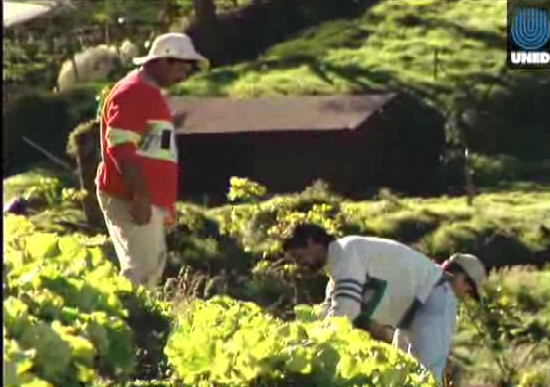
[95,32,208,289]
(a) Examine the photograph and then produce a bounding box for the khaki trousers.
[97,190,167,290]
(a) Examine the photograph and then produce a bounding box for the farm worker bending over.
[282,223,487,385]
[95,32,208,289]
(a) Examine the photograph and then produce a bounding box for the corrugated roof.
[3,0,66,28]
[167,94,396,134]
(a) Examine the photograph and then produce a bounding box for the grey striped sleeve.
[334,278,364,305]
[327,277,365,321]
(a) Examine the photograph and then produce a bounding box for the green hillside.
[176,0,550,159]
[178,0,507,102]
[5,0,549,176]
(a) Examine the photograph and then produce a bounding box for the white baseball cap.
[444,253,487,301]
[133,32,209,69]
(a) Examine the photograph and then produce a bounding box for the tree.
[192,0,218,24]
[185,0,222,64]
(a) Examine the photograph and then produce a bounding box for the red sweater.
[95,71,178,211]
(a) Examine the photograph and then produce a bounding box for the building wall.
[177,116,389,202]
[246,126,385,195]
[176,95,446,203]
[373,94,447,194]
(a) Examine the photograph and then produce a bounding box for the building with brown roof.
[167,93,446,203]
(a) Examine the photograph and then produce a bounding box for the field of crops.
[3,215,164,386]
[3,173,550,387]
[3,215,437,387]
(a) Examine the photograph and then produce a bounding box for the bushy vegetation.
[166,297,435,387]
[3,85,101,176]
[2,214,435,387]
[453,267,550,387]
[2,215,171,386]
[172,178,550,268]
[3,173,550,386]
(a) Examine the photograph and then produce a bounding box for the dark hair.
[442,262,465,275]
[281,223,335,251]
[443,262,480,301]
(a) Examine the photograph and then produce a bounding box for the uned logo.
[508,6,550,69]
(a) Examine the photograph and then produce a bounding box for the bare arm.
[317,278,335,319]
[103,91,152,224]
[171,111,187,129]
[118,158,148,199]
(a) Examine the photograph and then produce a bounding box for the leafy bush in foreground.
[2,215,171,386]
[165,296,436,387]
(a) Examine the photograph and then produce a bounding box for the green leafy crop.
[2,215,140,385]
[165,296,436,387]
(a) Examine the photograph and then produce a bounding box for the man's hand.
[118,158,151,225]
[171,111,187,129]
[367,319,394,343]
[129,193,152,225]
[164,207,177,229]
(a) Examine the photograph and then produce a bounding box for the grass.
[174,0,512,109]
[469,154,550,188]
[171,0,550,159]
[314,188,549,264]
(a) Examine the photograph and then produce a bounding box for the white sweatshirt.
[321,236,443,328]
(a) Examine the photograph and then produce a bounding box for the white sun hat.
[133,32,209,70]
[445,253,487,301]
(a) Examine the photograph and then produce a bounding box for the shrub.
[3,85,104,176]
[227,177,267,203]
[166,203,255,275]
[66,119,100,160]
[362,210,443,243]
[469,153,550,188]
[2,215,173,385]
[452,266,550,387]
[3,169,74,203]
[2,169,87,223]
